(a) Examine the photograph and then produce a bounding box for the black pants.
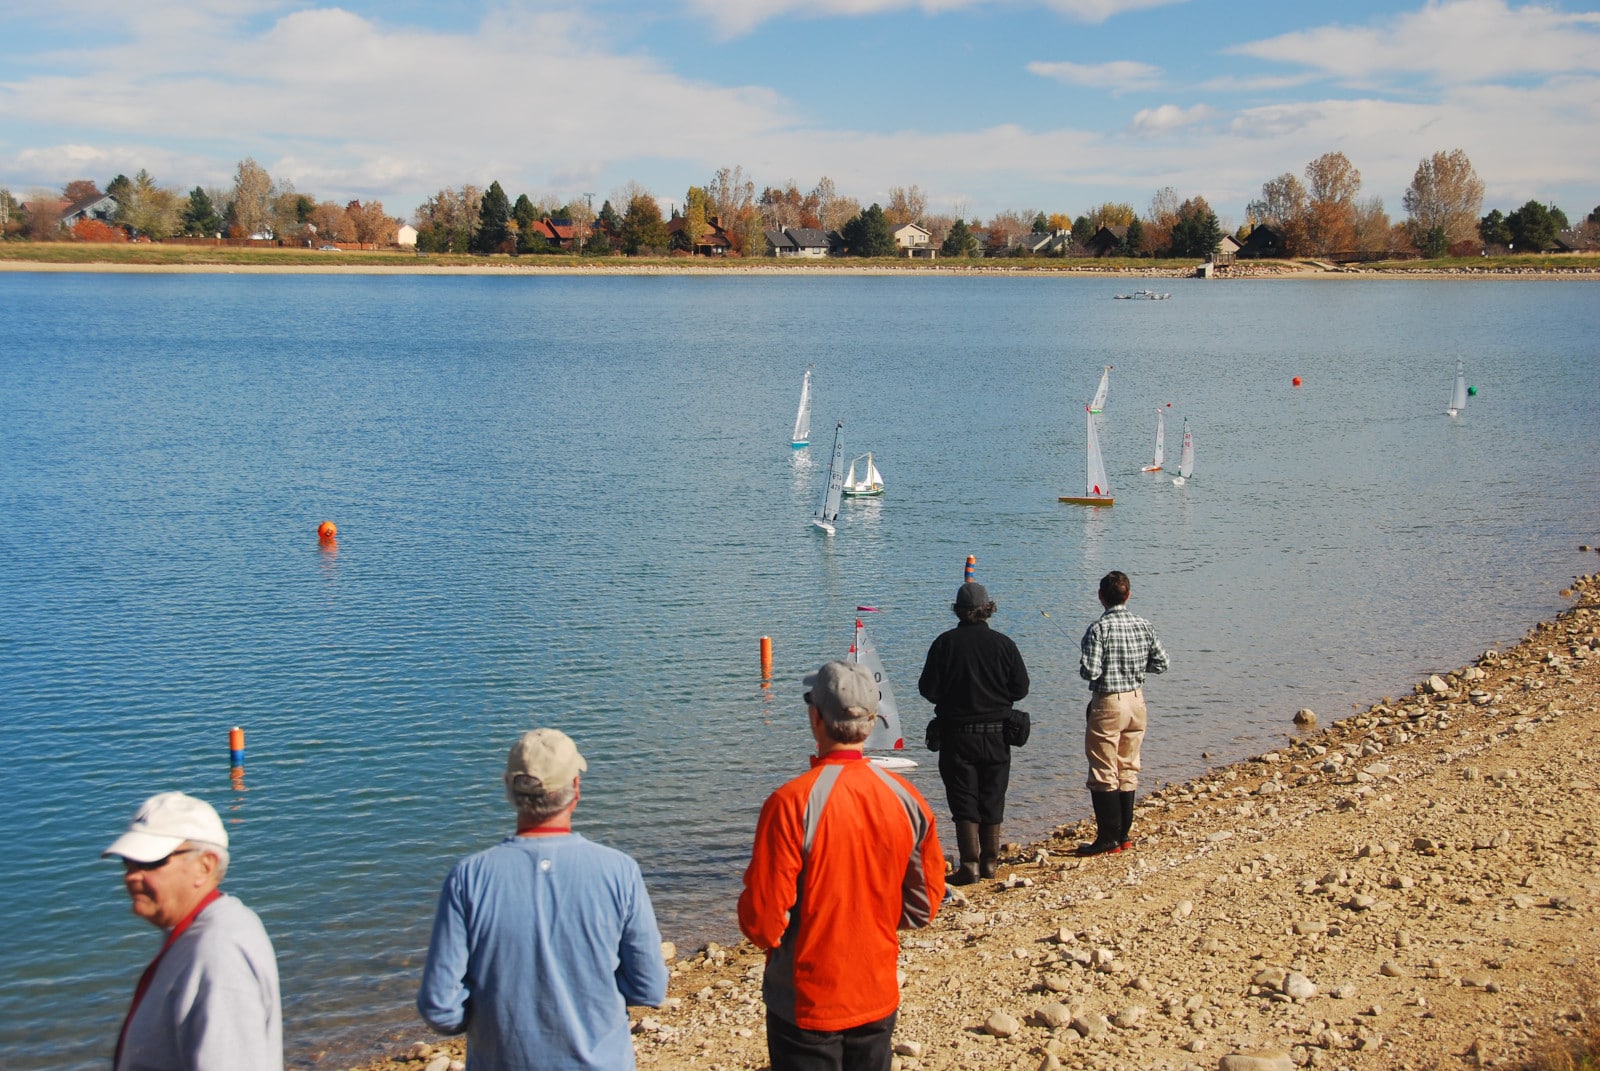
[766,1009,898,1071]
[937,724,1010,824]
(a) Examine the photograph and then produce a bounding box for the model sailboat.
[811,421,846,534]
[1060,407,1114,506]
[850,610,916,770]
[791,368,813,447]
[1088,365,1113,413]
[1446,360,1467,417]
[1141,406,1167,472]
[1171,418,1194,486]
[842,453,885,497]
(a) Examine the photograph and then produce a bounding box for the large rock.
[1032,1002,1074,1029]
[1218,1051,1294,1071]
[984,1010,1021,1037]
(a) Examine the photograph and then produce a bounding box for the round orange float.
[1292,376,1302,387]
[317,520,338,541]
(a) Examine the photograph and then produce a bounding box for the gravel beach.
[362,565,1600,1071]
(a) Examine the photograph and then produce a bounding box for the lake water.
[2,271,1596,1069]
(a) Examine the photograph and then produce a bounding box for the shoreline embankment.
[357,559,1600,1071]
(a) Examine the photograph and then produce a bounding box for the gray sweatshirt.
[117,893,282,1071]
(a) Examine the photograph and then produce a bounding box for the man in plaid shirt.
[1077,570,1169,856]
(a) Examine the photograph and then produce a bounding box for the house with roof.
[1552,229,1600,253]
[764,226,832,258]
[1238,223,1287,259]
[1015,229,1073,255]
[61,193,119,229]
[667,214,732,256]
[1086,225,1128,257]
[891,221,935,258]
[396,224,418,248]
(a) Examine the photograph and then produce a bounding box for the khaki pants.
[1085,688,1146,792]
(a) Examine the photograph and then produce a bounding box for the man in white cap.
[739,661,944,1071]
[418,728,668,1071]
[103,791,282,1071]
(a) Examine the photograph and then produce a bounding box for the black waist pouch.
[1004,709,1031,747]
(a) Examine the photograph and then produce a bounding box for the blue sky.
[1,0,1596,227]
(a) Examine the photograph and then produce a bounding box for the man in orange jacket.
[739,660,945,1071]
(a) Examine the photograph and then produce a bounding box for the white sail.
[865,456,883,489]
[1172,418,1194,484]
[843,452,884,496]
[853,619,906,754]
[791,368,812,446]
[1142,407,1166,471]
[1085,408,1110,498]
[811,421,845,532]
[1447,360,1467,416]
[1088,365,1112,413]
[843,455,859,489]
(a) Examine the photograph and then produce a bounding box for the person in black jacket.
[918,582,1030,884]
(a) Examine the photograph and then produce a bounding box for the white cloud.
[684,0,1187,38]
[1027,59,1163,92]
[1127,103,1214,136]
[1228,0,1600,85]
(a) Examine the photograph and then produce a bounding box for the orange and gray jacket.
[737,750,945,1032]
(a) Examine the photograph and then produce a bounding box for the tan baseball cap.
[504,728,587,795]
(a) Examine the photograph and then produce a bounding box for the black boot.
[1118,790,1136,850]
[1076,791,1123,856]
[978,824,1002,878]
[949,820,981,885]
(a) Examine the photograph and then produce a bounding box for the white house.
[396,224,418,248]
[892,221,933,257]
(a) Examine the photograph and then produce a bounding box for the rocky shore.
[362,569,1600,1071]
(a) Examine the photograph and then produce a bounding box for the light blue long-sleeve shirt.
[417,833,667,1071]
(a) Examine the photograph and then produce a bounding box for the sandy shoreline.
[3,257,1598,280]
[355,560,1600,1071]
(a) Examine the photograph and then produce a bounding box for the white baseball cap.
[103,792,228,863]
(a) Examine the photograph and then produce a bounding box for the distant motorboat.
[1114,289,1171,300]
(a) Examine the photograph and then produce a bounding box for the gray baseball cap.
[802,660,879,721]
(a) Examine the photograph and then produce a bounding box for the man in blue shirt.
[418,729,668,1070]
[1077,571,1169,856]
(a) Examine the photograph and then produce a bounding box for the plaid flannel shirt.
[1079,604,1169,694]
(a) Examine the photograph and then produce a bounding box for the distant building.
[891,221,935,258]
[1238,223,1287,259]
[1015,229,1072,255]
[396,224,418,248]
[60,194,119,230]
[667,214,732,256]
[1087,225,1128,257]
[764,227,831,258]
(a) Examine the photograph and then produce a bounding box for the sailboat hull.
[810,519,836,535]
[842,486,884,497]
[791,440,808,449]
[1059,495,1114,506]
[1140,465,1162,472]
[869,755,917,770]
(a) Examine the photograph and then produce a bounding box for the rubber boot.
[978,824,1002,878]
[949,820,982,885]
[1076,791,1123,856]
[1118,790,1136,850]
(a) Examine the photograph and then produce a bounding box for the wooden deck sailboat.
[850,610,916,770]
[842,452,885,497]
[1141,406,1168,472]
[791,368,813,448]
[1060,407,1114,506]
[1446,360,1467,418]
[1088,365,1112,413]
[1171,418,1194,486]
[811,421,845,534]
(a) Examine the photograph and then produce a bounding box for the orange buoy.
[964,555,976,583]
[229,726,245,768]
[1291,376,1302,387]
[318,520,337,541]
[760,636,772,679]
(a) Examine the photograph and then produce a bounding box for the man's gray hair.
[507,774,578,826]
[815,704,876,745]
[189,840,229,882]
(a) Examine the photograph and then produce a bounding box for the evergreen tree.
[1505,200,1558,251]
[940,218,980,258]
[1478,209,1510,246]
[105,174,132,204]
[1031,212,1048,234]
[182,187,222,236]
[1117,218,1145,257]
[1168,203,1222,258]
[620,193,669,255]
[513,194,544,253]
[841,203,894,257]
[473,181,511,254]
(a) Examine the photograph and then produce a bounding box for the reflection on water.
[1,273,1597,1070]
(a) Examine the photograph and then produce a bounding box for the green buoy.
[1467,385,1478,396]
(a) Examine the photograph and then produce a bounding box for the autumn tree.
[117,170,181,239]
[350,201,396,245]
[1046,213,1073,232]
[1402,149,1483,251]
[181,188,222,236]
[62,179,102,204]
[620,190,669,255]
[1,187,22,238]
[230,158,275,239]
[706,165,760,254]
[72,218,126,242]
[1078,202,1136,236]
[1302,151,1361,254]
[883,185,926,227]
[981,210,1034,255]
[310,201,352,242]
[414,186,481,253]
[1351,196,1393,254]
[759,183,804,230]
[681,186,712,255]
[271,188,312,240]
[840,204,894,257]
[1246,173,1309,254]
[940,218,980,258]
